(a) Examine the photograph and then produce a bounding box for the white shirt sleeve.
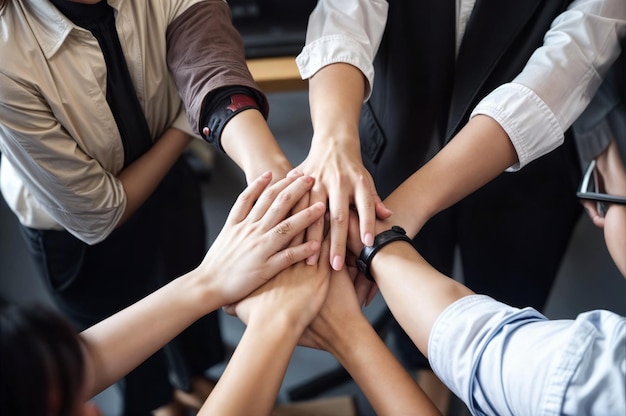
[295,0,388,100]
[472,0,626,170]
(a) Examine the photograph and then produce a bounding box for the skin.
[345,139,626,361]
[117,127,193,226]
[297,63,392,269]
[299,264,442,416]
[227,244,442,415]
[67,172,326,415]
[300,62,517,304]
[206,240,333,416]
[581,140,626,275]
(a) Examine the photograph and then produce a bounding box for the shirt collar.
[22,0,123,59]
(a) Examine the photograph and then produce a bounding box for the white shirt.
[429,295,626,416]
[296,0,626,170]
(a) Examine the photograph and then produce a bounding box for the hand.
[346,210,384,307]
[295,138,391,270]
[299,262,366,352]
[197,171,326,306]
[225,239,333,332]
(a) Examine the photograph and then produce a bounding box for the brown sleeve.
[166,0,269,134]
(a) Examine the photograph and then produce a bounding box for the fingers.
[328,191,350,271]
[305,187,328,265]
[346,210,365,256]
[226,171,273,224]
[286,191,311,246]
[354,184,377,247]
[375,199,393,219]
[257,175,316,229]
[317,235,332,270]
[265,240,322,275]
[262,201,326,254]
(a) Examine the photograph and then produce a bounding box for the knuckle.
[281,248,296,263]
[273,221,292,236]
[238,190,254,205]
[263,187,279,201]
[276,189,293,204]
[332,211,346,225]
[356,172,368,185]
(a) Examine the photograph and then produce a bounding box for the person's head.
[578,138,626,276]
[0,300,99,416]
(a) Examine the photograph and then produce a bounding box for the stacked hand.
[196,171,327,307]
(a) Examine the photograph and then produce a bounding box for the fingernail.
[306,255,317,265]
[364,233,374,246]
[261,170,272,178]
[332,256,343,271]
[303,175,314,183]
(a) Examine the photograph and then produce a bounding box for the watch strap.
[356,225,414,282]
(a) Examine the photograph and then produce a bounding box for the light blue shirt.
[428,295,626,416]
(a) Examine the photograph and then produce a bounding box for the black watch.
[356,225,414,282]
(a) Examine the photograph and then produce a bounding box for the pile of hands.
[199,170,384,352]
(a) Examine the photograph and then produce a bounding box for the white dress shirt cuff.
[471,83,564,171]
[296,35,376,101]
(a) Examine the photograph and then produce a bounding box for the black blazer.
[360,0,574,198]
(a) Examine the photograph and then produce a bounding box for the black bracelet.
[356,226,414,282]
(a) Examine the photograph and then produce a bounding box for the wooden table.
[246,56,307,93]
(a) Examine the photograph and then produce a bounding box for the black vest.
[360,0,573,198]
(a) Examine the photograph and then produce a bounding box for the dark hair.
[0,300,85,416]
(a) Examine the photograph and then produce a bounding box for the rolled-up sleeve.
[296,0,388,101]
[166,0,266,135]
[429,295,626,416]
[472,0,626,170]
[0,74,125,245]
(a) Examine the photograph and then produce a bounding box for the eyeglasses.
[577,160,626,217]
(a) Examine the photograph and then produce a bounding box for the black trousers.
[391,139,583,370]
[21,157,224,414]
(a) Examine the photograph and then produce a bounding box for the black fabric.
[40,4,225,411]
[359,0,456,196]
[361,0,583,370]
[50,0,152,166]
[200,85,266,150]
[20,158,224,413]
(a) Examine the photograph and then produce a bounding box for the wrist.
[250,309,306,342]
[323,314,371,359]
[330,317,379,367]
[357,226,415,282]
[244,155,292,184]
[180,267,224,316]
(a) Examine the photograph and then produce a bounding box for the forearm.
[220,109,293,183]
[371,242,474,356]
[383,115,518,236]
[199,315,301,415]
[117,127,192,224]
[330,317,440,415]
[80,268,222,396]
[309,63,366,142]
